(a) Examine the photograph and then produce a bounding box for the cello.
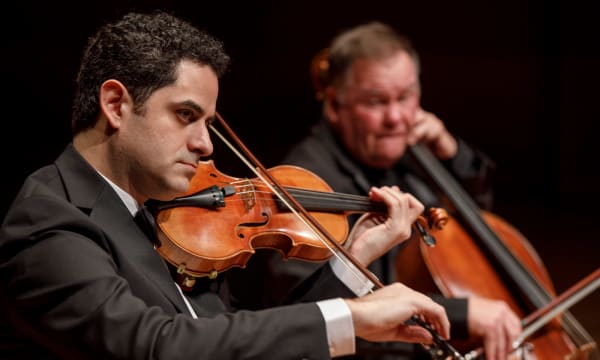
[308,46,598,359]
[395,143,599,359]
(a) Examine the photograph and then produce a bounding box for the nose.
[189,121,214,157]
[383,101,411,129]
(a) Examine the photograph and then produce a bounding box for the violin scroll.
[415,207,449,247]
[423,206,449,231]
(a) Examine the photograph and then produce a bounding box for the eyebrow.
[178,99,217,125]
[179,99,205,115]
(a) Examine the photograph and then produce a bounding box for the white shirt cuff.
[316,298,355,357]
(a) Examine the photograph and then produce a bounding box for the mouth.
[376,132,405,140]
[178,160,198,172]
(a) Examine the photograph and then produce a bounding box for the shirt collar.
[97,172,140,216]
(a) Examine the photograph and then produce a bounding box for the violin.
[138,112,461,358]
[145,159,448,283]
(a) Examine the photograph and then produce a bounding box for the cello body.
[395,144,599,359]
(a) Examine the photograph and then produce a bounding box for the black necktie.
[133,207,161,247]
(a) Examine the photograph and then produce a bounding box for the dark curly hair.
[71,11,230,135]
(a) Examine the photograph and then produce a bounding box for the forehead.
[148,60,219,113]
[345,51,418,92]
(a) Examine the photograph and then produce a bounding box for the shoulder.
[1,157,110,251]
[1,173,100,243]
[283,122,339,170]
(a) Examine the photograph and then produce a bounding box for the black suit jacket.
[0,144,347,360]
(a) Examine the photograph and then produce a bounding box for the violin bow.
[463,267,600,359]
[211,112,381,288]
[211,111,465,359]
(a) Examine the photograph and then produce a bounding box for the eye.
[176,109,198,124]
[363,97,387,107]
[398,88,419,103]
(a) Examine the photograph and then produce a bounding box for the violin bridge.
[239,181,256,211]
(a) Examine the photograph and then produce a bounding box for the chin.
[363,157,392,169]
[373,162,396,169]
[159,181,190,200]
[368,153,402,168]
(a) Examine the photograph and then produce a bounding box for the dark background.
[2,0,599,352]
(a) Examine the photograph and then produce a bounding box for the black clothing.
[0,144,357,360]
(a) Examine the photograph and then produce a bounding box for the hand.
[345,282,450,344]
[408,108,458,159]
[468,296,522,360]
[347,186,424,266]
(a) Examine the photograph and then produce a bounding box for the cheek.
[405,99,420,124]
[150,120,186,146]
[352,108,382,132]
[134,127,181,170]
[140,128,168,152]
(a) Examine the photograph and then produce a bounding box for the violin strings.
[245,182,377,209]
[248,180,370,200]
[243,189,379,212]
[216,178,377,210]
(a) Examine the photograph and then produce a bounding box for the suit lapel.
[91,191,191,314]
[55,145,191,315]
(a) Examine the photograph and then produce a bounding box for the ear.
[323,86,341,125]
[99,79,131,130]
